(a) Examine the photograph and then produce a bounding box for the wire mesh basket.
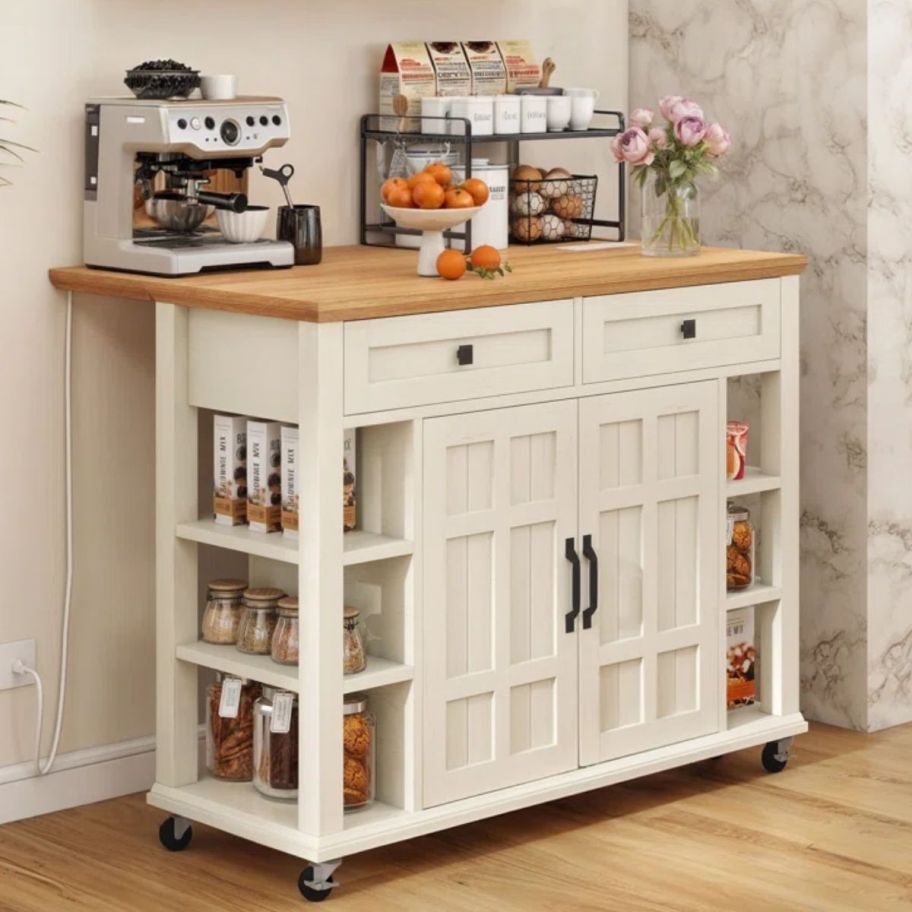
[509,173,598,244]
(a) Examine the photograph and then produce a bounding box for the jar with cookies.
[726,504,755,591]
[343,693,375,809]
[206,674,261,782]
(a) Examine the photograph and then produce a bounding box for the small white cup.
[520,95,547,134]
[570,96,596,131]
[421,96,451,135]
[494,94,521,134]
[450,96,494,137]
[546,95,572,132]
[564,87,601,98]
[200,74,237,101]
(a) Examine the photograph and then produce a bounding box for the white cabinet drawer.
[344,300,574,413]
[582,280,780,383]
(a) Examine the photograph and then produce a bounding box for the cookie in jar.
[343,693,375,809]
[726,504,755,590]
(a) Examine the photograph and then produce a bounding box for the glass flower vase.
[640,170,700,257]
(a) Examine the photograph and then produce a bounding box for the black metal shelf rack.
[359,109,627,251]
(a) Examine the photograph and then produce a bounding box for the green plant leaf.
[669,160,687,180]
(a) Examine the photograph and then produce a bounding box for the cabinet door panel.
[579,381,719,765]
[423,401,578,807]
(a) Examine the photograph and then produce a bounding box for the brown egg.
[511,164,543,193]
[552,193,584,219]
[512,216,543,242]
[540,167,573,199]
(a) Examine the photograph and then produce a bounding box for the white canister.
[494,94,521,134]
[520,95,547,134]
[449,96,494,137]
[420,97,451,135]
[564,87,600,131]
[452,160,509,251]
[546,95,572,132]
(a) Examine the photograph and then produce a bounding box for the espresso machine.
[84,97,294,275]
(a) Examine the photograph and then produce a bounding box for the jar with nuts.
[236,587,283,655]
[726,504,755,590]
[271,596,299,665]
[343,693,375,809]
[206,674,261,781]
[201,578,247,645]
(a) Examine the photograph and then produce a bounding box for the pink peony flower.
[674,115,706,146]
[659,95,683,121]
[648,126,668,149]
[611,127,655,166]
[630,107,654,128]
[704,122,732,157]
[669,97,704,122]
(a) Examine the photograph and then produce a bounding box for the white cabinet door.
[423,401,579,807]
[578,381,720,765]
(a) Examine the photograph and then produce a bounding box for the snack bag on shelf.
[726,420,749,480]
[726,607,756,708]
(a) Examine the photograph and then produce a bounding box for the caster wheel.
[298,867,335,903]
[158,816,193,852]
[761,741,789,774]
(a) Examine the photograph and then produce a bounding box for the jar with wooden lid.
[343,606,366,675]
[206,674,260,781]
[253,687,298,799]
[201,578,247,645]
[726,504,755,591]
[343,693,375,809]
[271,596,299,665]
[236,588,282,655]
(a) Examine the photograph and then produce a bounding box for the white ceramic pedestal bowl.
[381,203,484,276]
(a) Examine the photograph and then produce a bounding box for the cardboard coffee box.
[426,41,471,96]
[281,424,299,538]
[726,607,756,708]
[343,428,357,532]
[497,40,541,92]
[213,414,247,526]
[380,42,436,130]
[247,420,282,533]
[461,41,507,95]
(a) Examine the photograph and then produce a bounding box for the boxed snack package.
[426,41,472,96]
[213,414,247,526]
[247,420,282,533]
[497,40,541,92]
[461,41,507,95]
[343,428,357,532]
[380,42,436,130]
[281,424,299,537]
[726,607,756,708]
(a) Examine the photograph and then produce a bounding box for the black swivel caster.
[761,739,791,773]
[158,815,193,852]
[298,864,338,903]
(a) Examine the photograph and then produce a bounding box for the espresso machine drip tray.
[134,231,276,251]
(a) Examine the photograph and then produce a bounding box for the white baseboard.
[0,735,156,825]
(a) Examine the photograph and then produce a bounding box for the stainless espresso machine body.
[84,97,294,275]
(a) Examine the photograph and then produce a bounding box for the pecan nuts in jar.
[726,504,755,591]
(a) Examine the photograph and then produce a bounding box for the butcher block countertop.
[49,243,807,323]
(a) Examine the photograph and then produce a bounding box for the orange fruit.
[470,245,501,270]
[444,187,475,209]
[407,171,437,190]
[461,177,489,206]
[413,180,446,209]
[385,186,413,208]
[425,161,453,187]
[437,249,467,280]
[381,177,408,202]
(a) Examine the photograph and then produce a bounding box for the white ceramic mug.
[546,95,572,132]
[520,95,547,134]
[449,96,494,137]
[200,74,237,101]
[421,97,451,135]
[494,95,521,134]
[564,87,599,131]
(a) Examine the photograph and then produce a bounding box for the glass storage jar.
[343,606,366,675]
[253,687,298,799]
[201,578,247,645]
[727,504,755,591]
[343,693,375,809]
[271,596,299,665]
[206,674,261,781]
[236,587,283,655]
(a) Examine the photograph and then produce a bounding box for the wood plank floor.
[1,722,911,911]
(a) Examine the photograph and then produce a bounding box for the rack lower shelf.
[725,581,782,611]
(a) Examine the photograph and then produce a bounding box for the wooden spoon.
[540,58,556,88]
[393,94,409,133]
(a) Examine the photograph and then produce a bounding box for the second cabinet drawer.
[582,280,780,383]
[344,300,574,413]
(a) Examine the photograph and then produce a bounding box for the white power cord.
[11,291,74,776]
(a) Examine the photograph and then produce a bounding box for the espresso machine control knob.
[220,119,240,146]
[204,116,216,130]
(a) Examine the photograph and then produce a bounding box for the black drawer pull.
[456,343,474,366]
[565,538,581,633]
[582,534,598,630]
[680,319,696,339]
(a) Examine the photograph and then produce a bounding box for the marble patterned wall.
[630,0,876,729]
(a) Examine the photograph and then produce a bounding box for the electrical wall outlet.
[0,639,36,691]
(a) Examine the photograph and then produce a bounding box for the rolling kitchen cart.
[51,244,807,902]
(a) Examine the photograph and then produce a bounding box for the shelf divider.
[727,466,781,497]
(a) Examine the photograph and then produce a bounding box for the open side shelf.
[726,581,781,611]
[727,466,781,497]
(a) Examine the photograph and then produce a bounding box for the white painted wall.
[0,0,627,781]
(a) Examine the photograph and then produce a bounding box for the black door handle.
[456,343,474,366]
[582,534,598,630]
[680,318,696,339]
[565,538,581,633]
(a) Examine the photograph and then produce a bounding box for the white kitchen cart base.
[51,246,807,903]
